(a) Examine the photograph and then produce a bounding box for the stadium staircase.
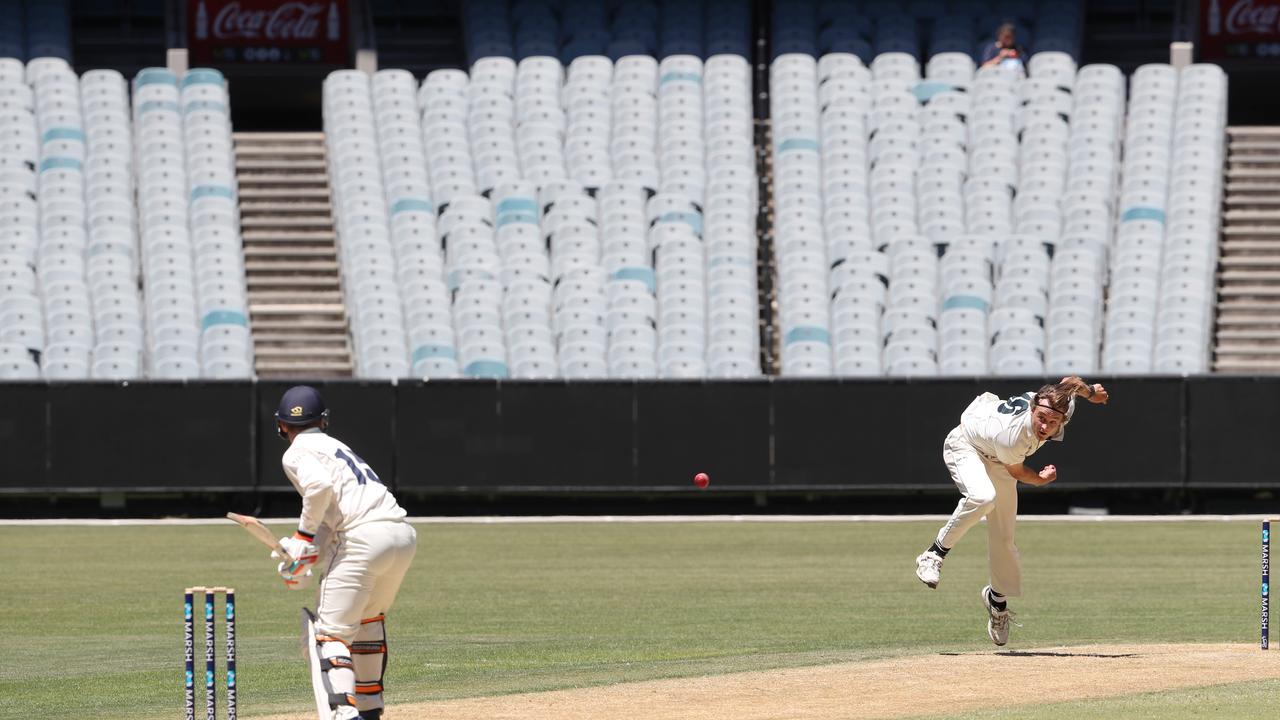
[1215,126,1280,373]
[234,132,354,378]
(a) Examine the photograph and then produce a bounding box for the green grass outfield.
[0,519,1266,719]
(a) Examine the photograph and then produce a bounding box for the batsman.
[914,376,1109,646]
[272,385,417,720]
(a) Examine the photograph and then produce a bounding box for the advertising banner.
[188,0,348,64]
[1201,0,1280,60]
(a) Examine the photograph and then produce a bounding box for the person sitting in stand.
[980,23,1028,74]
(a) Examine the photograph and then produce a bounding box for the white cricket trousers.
[316,519,418,642]
[935,427,1022,597]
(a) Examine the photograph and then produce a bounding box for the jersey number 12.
[335,448,382,485]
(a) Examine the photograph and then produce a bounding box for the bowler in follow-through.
[914,376,1109,646]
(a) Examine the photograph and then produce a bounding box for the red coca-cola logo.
[1225,0,1280,35]
[212,1,323,40]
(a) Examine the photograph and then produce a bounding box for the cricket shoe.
[980,585,1020,646]
[914,550,944,588]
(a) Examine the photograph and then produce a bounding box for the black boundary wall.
[0,376,1271,495]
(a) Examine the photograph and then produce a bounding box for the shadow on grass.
[937,651,1140,658]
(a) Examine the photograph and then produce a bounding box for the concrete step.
[1222,226,1280,240]
[1218,285,1280,297]
[243,245,336,258]
[235,173,329,186]
[242,242,337,252]
[1219,269,1280,281]
[1225,204,1280,213]
[1228,140,1280,152]
[243,254,338,265]
[254,352,350,366]
[247,276,342,290]
[239,201,333,214]
[1212,358,1280,373]
[1215,311,1280,324]
[254,332,350,344]
[1218,254,1280,265]
[238,187,331,200]
[256,363,354,377]
[1229,162,1280,173]
[236,131,348,377]
[1213,238,1280,252]
[249,289,342,303]
[1226,192,1280,204]
[255,345,351,358]
[1217,300,1280,314]
[1228,127,1280,138]
[235,158,328,172]
[1226,168,1280,180]
[241,216,334,230]
[235,145,326,158]
[1225,182,1280,196]
[257,370,354,378]
[242,230,336,243]
[1203,361,1280,371]
[251,300,346,312]
[1224,209,1280,223]
[252,318,348,331]
[255,363,354,378]
[1213,343,1280,356]
[1217,329,1280,341]
[233,131,325,142]
[1229,153,1280,163]
[246,259,341,273]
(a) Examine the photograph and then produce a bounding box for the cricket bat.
[226,512,308,576]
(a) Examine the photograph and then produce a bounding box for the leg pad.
[352,616,388,713]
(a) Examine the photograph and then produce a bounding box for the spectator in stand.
[980,23,1028,74]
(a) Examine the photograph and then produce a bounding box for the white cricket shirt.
[282,428,407,535]
[958,391,1076,465]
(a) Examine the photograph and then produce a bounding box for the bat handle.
[275,546,306,576]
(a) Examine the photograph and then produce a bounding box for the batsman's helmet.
[275,385,329,438]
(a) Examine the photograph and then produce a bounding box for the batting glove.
[276,561,314,589]
[274,531,319,588]
[278,532,319,561]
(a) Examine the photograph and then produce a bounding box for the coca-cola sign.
[1202,0,1280,59]
[188,0,348,64]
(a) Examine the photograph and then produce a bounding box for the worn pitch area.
[260,643,1278,720]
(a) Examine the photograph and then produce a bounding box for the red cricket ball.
[693,472,710,489]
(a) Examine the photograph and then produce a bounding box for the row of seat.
[324,54,762,379]
[0,59,253,381]
[0,0,71,62]
[133,67,253,379]
[1,59,151,380]
[771,0,1083,62]
[0,49,1230,381]
[1124,65,1226,374]
[462,0,752,64]
[770,50,1227,377]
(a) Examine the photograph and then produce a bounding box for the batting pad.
[352,614,388,711]
[302,608,358,718]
